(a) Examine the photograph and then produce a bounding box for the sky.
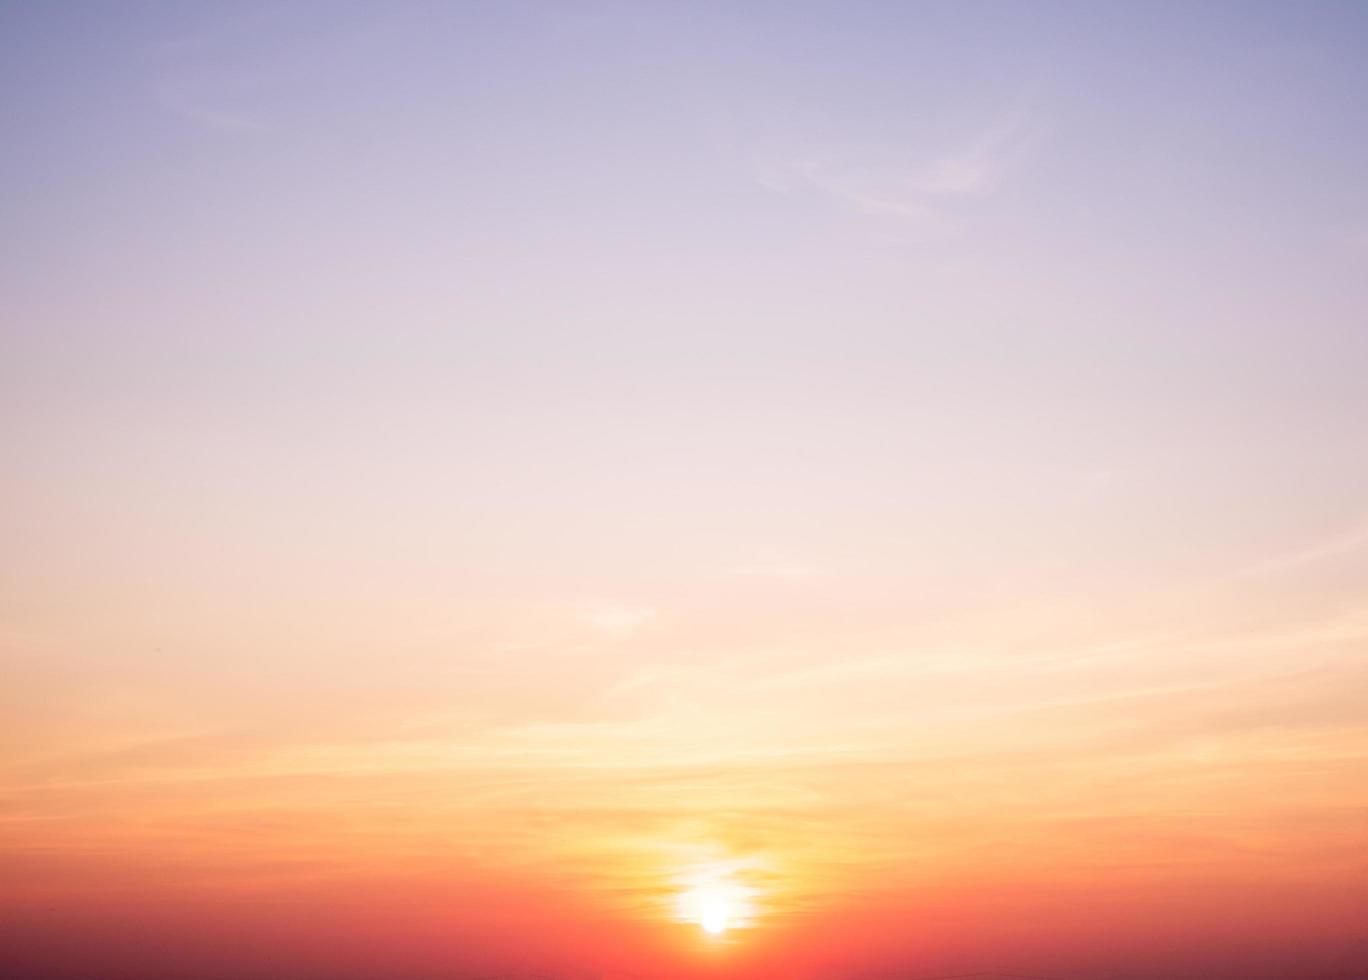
[2,2,1368,978]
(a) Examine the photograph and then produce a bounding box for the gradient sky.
[3,3,1368,978]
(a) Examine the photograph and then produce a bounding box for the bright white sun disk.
[699,895,730,935]
[680,880,745,937]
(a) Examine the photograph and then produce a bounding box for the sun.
[678,878,749,937]
[671,855,762,940]
[698,892,731,935]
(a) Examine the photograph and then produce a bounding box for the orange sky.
[4,3,1368,978]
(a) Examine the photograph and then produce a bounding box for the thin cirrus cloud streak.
[154,79,271,134]
[1220,514,1368,582]
[574,601,659,638]
[151,45,285,135]
[753,108,1039,230]
[148,6,304,134]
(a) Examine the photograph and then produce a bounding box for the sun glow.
[675,866,758,938]
[697,889,731,935]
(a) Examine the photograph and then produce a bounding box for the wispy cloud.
[575,601,657,639]
[155,79,270,134]
[1224,515,1368,581]
[754,107,1039,230]
[911,109,1037,196]
[149,8,298,135]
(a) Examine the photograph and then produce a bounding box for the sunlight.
[696,887,732,935]
[675,864,759,938]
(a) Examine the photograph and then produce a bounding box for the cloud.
[1224,516,1368,581]
[755,108,1038,230]
[911,109,1036,196]
[155,79,270,134]
[149,10,296,135]
[575,602,657,638]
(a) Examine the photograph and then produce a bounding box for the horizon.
[3,2,1368,979]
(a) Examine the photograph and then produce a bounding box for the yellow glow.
[699,891,730,934]
[675,864,758,938]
